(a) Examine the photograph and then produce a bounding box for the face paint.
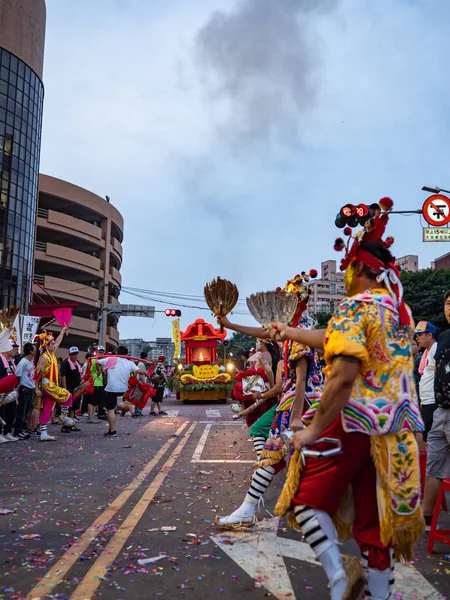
[344,263,356,295]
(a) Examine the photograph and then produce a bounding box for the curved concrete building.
[0,0,46,311]
[34,175,124,353]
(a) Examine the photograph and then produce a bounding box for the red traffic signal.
[336,203,372,229]
[164,309,181,317]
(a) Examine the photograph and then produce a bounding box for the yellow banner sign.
[192,364,219,379]
[172,319,181,359]
[193,335,208,341]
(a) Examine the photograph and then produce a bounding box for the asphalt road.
[0,397,449,600]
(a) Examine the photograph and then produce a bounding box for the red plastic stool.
[420,450,448,510]
[427,479,450,553]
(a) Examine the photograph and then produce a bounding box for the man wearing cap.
[0,332,19,443]
[415,320,438,442]
[60,347,82,433]
[12,342,21,367]
[423,291,450,529]
[84,346,106,423]
[150,356,168,416]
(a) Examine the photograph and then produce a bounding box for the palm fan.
[0,306,20,329]
[204,277,239,333]
[246,290,298,329]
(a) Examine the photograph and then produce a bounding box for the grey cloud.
[195,0,338,144]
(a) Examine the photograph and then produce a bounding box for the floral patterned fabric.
[260,321,324,466]
[304,288,423,436]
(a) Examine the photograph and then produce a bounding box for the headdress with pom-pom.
[276,270,318,375]
[34,330,55,349]
[275,269,318,327]
[334,197,409,326]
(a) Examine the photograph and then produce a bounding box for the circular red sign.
[422,194,450,226]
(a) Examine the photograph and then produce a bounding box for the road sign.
[423,228,450,242]
[105,304,155,317]
[422,194,450,226]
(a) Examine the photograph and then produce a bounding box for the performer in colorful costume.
[231,338,279,427]
[34,328,74,442]
[272,199,425,600]
[217,270,324,527]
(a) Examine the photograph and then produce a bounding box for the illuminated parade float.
[176,318,233,402]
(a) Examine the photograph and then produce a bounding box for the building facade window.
[0,48,43,310]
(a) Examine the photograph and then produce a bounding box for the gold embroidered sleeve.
[324,300,370,370]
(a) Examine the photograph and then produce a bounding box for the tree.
[402,268,450,332]
[217,331,254,360]
[314,312,331,329]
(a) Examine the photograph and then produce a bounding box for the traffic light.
[164,309,182,317]
[335,203,379,229]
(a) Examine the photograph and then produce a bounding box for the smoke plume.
[195,0,338,145]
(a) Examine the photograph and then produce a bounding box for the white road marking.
[199,421,243,425]
[191,422,254,463]
[191,424,212,461]
[166,410,180,417]
[192,459,254,463]
[206,409,221,418]
[211,518,296,599]
[212,517,444,600]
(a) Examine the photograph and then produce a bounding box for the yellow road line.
[26,421,189,600]
[69,421,198,600]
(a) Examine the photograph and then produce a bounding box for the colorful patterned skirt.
[258,383,296,469]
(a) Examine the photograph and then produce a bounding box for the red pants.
[292,417,392,570]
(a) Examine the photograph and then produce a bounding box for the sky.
[40,0,450,341]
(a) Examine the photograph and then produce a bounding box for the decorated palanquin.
[181,318,226,364]
[178,319,234,402]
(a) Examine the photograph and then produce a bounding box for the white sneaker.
[59,415,74,427]
[0,434,9,443]
[5,433,19,442]
[40,431,56,442]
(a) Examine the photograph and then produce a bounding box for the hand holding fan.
[246,290,298,330]
[204,277,239,333]
[53,308,72,329]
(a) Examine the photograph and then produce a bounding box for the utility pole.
[98,304,156,347]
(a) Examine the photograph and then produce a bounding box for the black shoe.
[70,425,81,432]
[17,432,31,440]
[159,411,168,416]
[150,411,157,416]
[61,426,72,433]
[104,430,117,438]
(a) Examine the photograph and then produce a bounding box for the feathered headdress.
[334,197,409,326]
[34,330,54,349]
[276,269,318,327]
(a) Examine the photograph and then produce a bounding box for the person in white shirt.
[416,320,438,442]
[14,342,37,440]
[97,346,147,437]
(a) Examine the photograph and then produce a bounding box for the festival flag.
[172,318,181,359]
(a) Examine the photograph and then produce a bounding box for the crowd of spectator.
[0,340,170,444]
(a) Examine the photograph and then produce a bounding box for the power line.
[122,285,247,305]
[121,288,250,316]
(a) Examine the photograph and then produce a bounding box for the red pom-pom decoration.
[343,227,352,236]
[276,287,282,291]
[385,236,394,248]
[295,274,300,279]
[309,269,318,278]
[334,238,345,252]
[379,197,393,212]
